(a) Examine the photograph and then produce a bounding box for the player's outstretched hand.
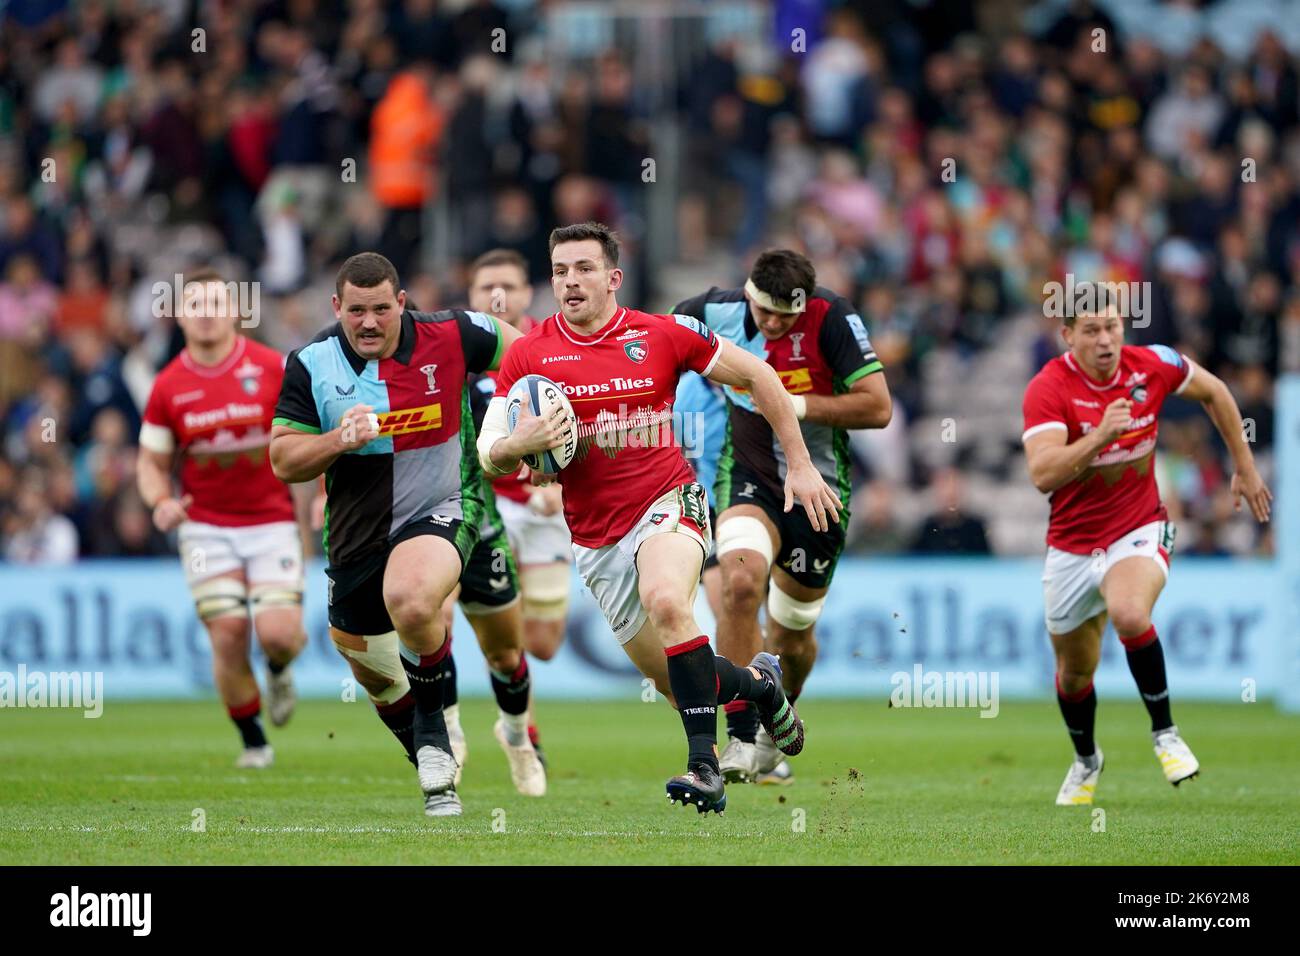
[1098,398,1133,443]
[339,404,380,450]
[784,460,843,532]
[1231,467,1272,523]
[153,494,192,533]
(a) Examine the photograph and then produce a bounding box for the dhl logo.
[378,403,442,436]
[778,368,813,394]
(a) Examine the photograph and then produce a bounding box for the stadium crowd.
[0,0,1295,563]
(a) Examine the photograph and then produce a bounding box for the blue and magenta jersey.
[273,309,503,570]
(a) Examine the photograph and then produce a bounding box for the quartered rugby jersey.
[671,285,883,505]
[273,309,503,570]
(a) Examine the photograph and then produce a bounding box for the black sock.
[715,656,774,707]
[400,642,451,754]
[490,656,531,716]
[1056,676,1097,758]
[440,635,459,709]
[267,659,286,676]
[1123,627,1173,732]
[724,701,760,742]
[375,692,416,764]
[228,697,267,749]
[665,637,719,772]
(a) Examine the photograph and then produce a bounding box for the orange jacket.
[369,72,443,209]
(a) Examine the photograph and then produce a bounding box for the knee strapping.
[333,630,410,704]
[249,583,303,615]
[193,576,248,621]
[716,515,774,566]
[767,585,826,630]
[521,564,570,621]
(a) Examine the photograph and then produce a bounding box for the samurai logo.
[624,340,648,364]
[420,364,440,395]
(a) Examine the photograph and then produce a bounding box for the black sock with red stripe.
[1122,626,1173,732]
[440,634,459,709]
[374,691,416,763]
[724,701,759,743]
[490,656,531,716]
[1056,675,1097,759]
[400,641,452,754]
[715,656,776,708]
[665,636,719,772]
[228,695,267,749]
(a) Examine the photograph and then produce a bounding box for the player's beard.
[563,287,607,330]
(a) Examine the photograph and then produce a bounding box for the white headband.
[744,278,802,314]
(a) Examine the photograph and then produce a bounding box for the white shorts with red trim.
[1042,519,1174,635]
[178,520,304,591]
[497,495,573,566]
[572,483,710,645]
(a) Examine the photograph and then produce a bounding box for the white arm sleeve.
[476,396,515,477]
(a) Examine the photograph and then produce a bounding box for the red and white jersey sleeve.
[495,308,720,547]
[1022,344,1191,554]
[139,337,295,527]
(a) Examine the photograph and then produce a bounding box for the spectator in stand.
[909,468,991,556]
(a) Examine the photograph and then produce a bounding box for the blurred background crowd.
[0,0,1295,564]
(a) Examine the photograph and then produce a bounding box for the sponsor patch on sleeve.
[1145,344,1185,368]
[467,311,498,335]
[844,312,873,353]
[673,313,716,346]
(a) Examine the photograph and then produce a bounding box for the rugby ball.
[505,374,579,473]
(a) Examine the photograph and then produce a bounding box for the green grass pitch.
[1,697,1295,865]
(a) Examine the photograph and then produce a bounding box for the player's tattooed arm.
[706,339,843,532]
[1023,400,1131,494]
[1178,360,1272,522]
[795,373,892,428]
[270,404,380,482]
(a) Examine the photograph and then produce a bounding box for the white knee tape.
[192,576,248,621]
[521,563,570,621]
[767,585,826,630]
[332,630,410,703]
[715,515,774,566]
[249,583,303,615]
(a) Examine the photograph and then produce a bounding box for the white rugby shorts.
[497,495,573,566]
[1042,519,1174,635]
[572,483,710,644]
[178,520,304,593]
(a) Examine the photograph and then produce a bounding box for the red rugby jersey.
[140,336,294,527]
[494,307,720,547]
[1022,344,1192,554]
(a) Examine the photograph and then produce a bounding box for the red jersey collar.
[181,335,247,377]
[1063,350,1122,390]
[555,307,627,346]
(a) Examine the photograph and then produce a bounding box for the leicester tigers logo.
[624,340,648,364]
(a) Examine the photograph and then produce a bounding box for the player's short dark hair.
[749,249,816,305]
[470,248,529,283]
[336,252,400,299]
[1063,282,1122,327]
[185,266,226,285]
[549,222,620,268]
